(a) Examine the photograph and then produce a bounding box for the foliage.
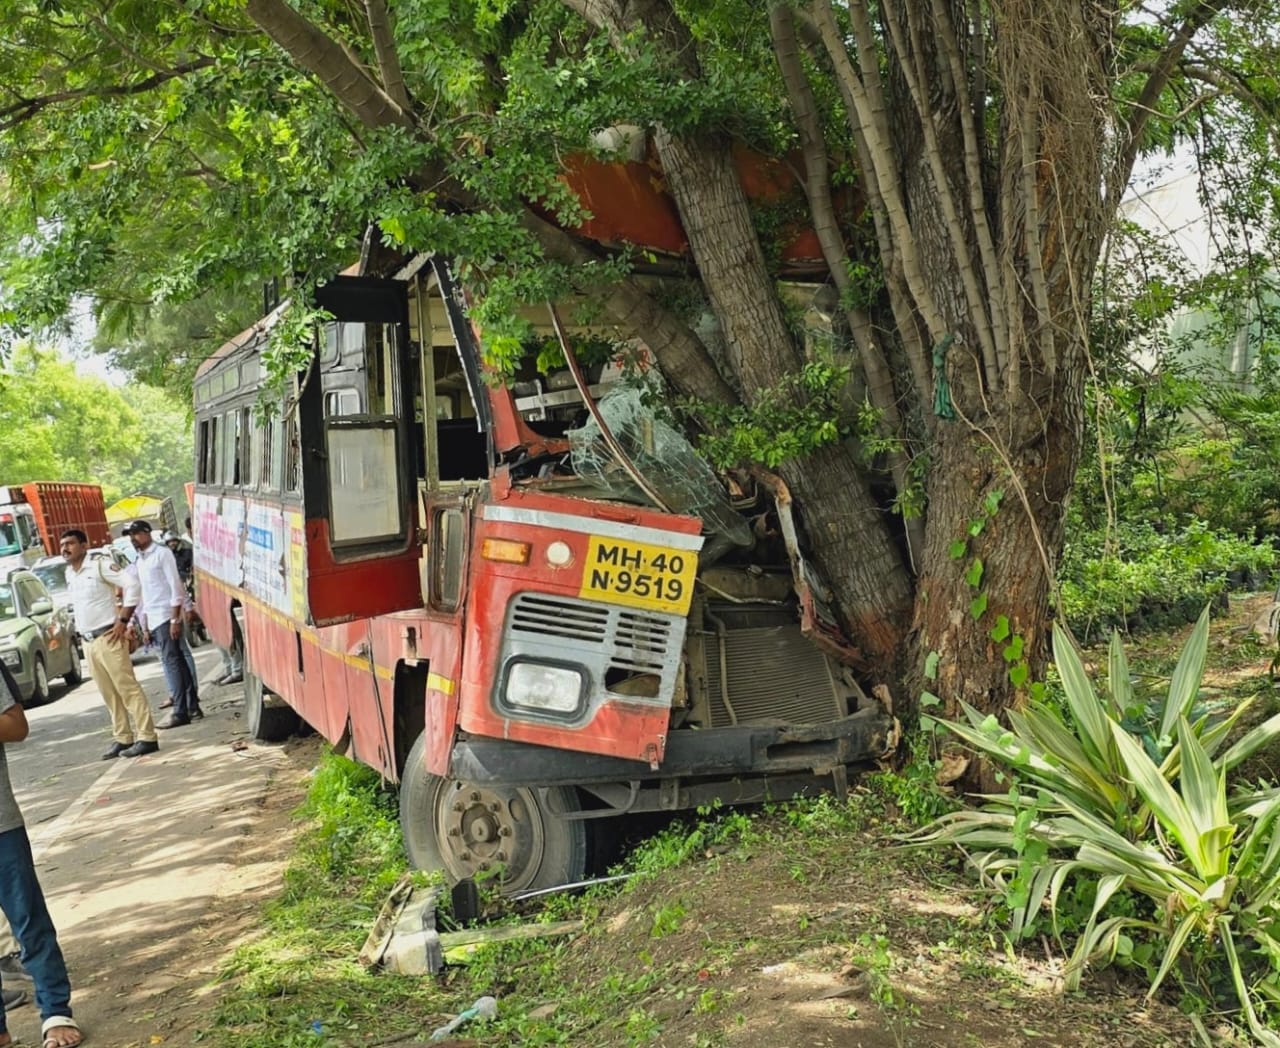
[292,751,405,887]
[694,360,851,469]
[864,734,960,827]
[1060,519,1276,640]
[911,610,1280,1043]
[0,343,193,506]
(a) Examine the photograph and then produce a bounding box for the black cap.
[122,519,153,535]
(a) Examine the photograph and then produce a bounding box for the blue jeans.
[0,826,72,1034]
[153,623,199,720]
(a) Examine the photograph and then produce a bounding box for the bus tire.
[399,732,587,894]
[243,669,299,743]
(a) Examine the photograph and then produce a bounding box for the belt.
[82,625,116,642]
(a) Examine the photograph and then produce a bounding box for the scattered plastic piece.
[429,995,498,1041]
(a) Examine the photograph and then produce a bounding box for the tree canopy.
[0,345,193,509]
[2,0,1278,717]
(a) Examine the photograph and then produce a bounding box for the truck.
[0,483,111,572]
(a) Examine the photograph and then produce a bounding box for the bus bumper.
[448,706,893,788]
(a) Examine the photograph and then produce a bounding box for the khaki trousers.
[87,634,158,744]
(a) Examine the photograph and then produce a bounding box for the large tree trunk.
[653,127,914,670]
[911,387,1081,718]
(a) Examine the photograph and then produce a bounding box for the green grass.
[198,712,1221,1046]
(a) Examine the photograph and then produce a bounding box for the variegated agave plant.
[912,607,1280,1045]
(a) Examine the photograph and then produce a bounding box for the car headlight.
[0,650,20,670]
[503,661,584,716]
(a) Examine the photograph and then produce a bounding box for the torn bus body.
[193,256,892,893]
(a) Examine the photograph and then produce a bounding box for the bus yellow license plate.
[579,536,696,615]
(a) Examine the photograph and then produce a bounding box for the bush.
[1059,519,1275,640]
[910,610,1280,1043]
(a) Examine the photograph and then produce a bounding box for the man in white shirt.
[121,520,201,728]
[58,531,158,759]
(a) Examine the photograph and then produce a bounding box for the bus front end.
[457,486,703,768]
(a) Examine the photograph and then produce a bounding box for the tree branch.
[363,0,412,111]
[770,3,925,567]
[0,59,217,132]
[244,0,413,130]
[882,0,1003,391]
[808,0,948,349]
[1108,0,1225,208]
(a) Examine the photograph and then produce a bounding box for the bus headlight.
[503,661,584,716]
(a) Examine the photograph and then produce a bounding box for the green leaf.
[1108,721,1206,875]
[1003,635,1025,663]
[1052,623,1113,767]
[949,539,968,560]
[989,615,1011,642]
[970,591,989,620]
[964,558,984,588]
[967,518,985,537]
[1160,606,1210,740]
[923,651,940,681]
[919,692,942,708]
[1009,661,1029,687]
[1106,629,1134,721]
[1220,711,1280,774]
[983,489,1004,516]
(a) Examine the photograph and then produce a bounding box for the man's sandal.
[41,1015,83,1048]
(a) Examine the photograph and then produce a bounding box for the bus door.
[298,276,422,625]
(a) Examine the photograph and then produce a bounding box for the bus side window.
[259,417,277,492]
[200,416,220,487]
[284,414,301,494]
[196,419,209,483]
[237,406,252,489]
[222,411,238,486]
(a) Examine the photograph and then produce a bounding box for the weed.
[650,899,687,938]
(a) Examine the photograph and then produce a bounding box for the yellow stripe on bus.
[427,672,455,695]
[197,573,395,681]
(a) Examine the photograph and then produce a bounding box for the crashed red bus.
[192,254,892,892]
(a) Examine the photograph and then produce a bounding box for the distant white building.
[1115,163,1274,384]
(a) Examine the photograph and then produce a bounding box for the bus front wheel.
[399,733,587,894]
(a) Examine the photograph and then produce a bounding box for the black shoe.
[191,707,204,720]
[102,741,131,760]
[156,716,191,730]
[222,672,244,685]
[121,740,159,757]
[1,986,27,1010]
[0,953,32,985]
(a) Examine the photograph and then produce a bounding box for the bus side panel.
[369,611,466,780]
[339,644,397,778]
[194,572,235,652]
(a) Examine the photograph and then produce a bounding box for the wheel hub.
[437,784,544,888]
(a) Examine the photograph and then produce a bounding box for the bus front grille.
[504,592,683,706]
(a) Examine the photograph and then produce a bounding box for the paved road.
[11,647,184,829]
[4,640,292,1047]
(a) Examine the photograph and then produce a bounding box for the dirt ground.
[83,732,323,1048]
[73,592,1279,1048]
